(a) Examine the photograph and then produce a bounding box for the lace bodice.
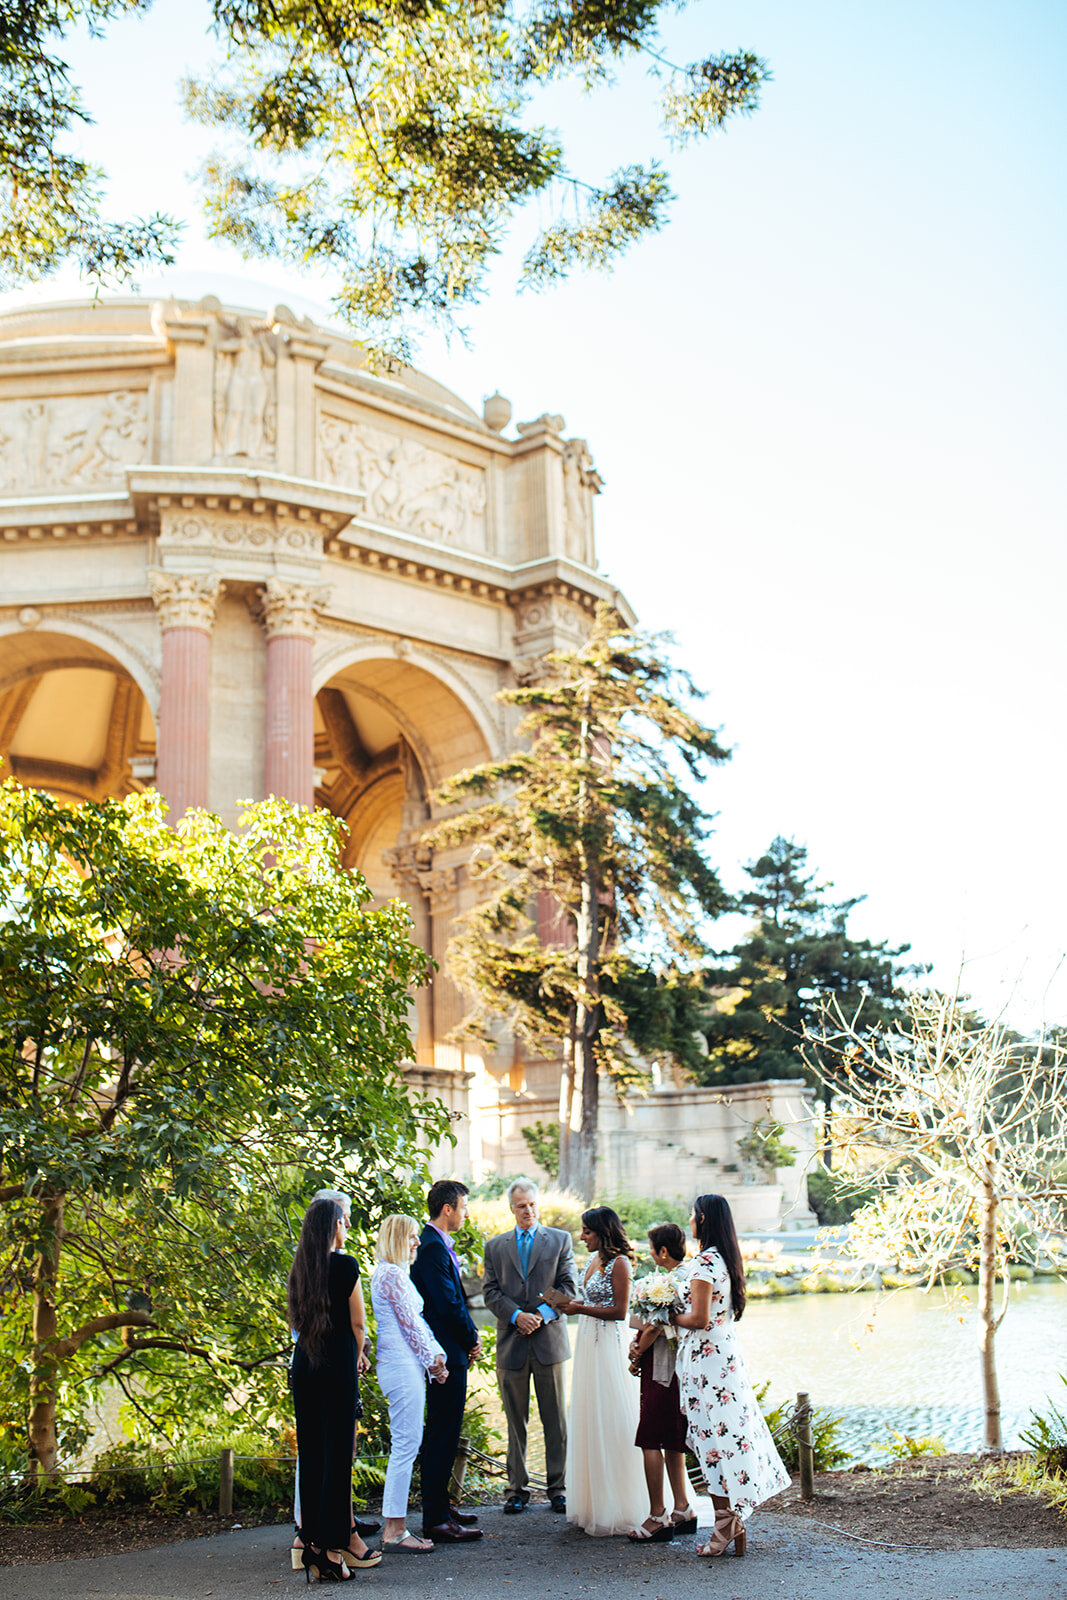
[582,1263,617,1307]
[370,1263,445,1371]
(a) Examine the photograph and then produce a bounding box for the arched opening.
[313,654,495,1080]
[0,630,156,803]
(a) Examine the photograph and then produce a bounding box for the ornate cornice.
[148,569,223,633]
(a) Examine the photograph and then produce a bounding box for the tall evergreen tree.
[698,837,922,1140]
[426,607,729,1200]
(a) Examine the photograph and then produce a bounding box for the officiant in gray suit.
[482,1177,578,1514]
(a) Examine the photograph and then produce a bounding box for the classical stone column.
[259,577,327,807]
[149,570,222,818]
[384,843,436,1066]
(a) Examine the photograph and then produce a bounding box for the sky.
[6,0,1066,1031]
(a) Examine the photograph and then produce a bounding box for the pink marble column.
[149,571,221,820]
[265,632,314,806]
[260,577,327,808]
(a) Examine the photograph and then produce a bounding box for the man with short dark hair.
[410,1179,483,1543]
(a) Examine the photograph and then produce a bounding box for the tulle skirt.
[565,1316,649,1536]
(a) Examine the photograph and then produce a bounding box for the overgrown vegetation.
[805,1164,877,1226]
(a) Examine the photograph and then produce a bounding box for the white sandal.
[627,1511,673,1543]
[383,1529,434,1553]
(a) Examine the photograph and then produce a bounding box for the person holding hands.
[370,1214,450,1553]
[482,1178,578,1514]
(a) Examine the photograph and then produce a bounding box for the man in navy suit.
[410,1178,484,1543]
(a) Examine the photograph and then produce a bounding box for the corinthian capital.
[258,577,330,641]
[148,569,222,633]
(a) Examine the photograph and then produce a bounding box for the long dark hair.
[582,1206,633,1264]
[288,1198,342,1365]
[693,1193,746,1321]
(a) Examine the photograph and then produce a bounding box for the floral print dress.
[676,1247,790,1519]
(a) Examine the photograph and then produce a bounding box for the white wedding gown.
[565,1262,648,1536]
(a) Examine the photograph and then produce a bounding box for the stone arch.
[312,636,502,783]
[0,624,157,803]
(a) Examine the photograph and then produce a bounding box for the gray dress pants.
[497,1352,567,1498]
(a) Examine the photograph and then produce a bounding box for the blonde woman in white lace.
[371,1214,448,1552]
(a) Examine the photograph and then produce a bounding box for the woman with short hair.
[288,1197,381,1579]
[672,1193,790,1558]
[627,1222,697,1541]
[370,1214,448,1553]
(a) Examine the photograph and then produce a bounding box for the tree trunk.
[28,1193,65,1481]
[557,1006,576,1191]
[571,863,600,1204]
[976,1156,1002,1451]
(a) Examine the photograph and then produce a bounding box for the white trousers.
[379,1352,427,1520]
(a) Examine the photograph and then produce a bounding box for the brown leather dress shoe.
[449,1507,480,1525]
[422,1521,483,1543]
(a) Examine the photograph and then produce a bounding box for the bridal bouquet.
[631,1271,684,1338]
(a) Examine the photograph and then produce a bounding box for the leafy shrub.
[1021,1376,1067,1476]
[520,1121,560,1179]
[757,1384,851,1472]
[603,1194,691,1238]
[736,1117,797,1175]
[806,1166,877,1226]
[881,1429,947,1459]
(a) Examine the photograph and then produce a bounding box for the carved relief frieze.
[318,415,487,550]
[159,511,323,560]
[0,390,147,492]
[148,570,223,633]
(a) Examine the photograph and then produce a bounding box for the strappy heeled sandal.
[301,1547,355,1582]
[628,1511,674,1543]
[696,1510,746,1558]
[340,1542,383,1570]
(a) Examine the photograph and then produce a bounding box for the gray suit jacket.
[483,1225,578,1371]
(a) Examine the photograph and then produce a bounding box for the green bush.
[603,1194,691,1239]
[881,1429,947,1459]
[757,1384,851,1472]
[806,1166,877,1226]
[1021,1376,1067,1477]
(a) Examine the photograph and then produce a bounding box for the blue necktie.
[518,1228,534,1276]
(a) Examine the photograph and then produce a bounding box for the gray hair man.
[482,1177,577,1514]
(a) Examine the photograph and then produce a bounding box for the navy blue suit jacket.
[411,1223,478,1370]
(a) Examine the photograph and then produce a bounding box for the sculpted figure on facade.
[561,437,602,566]
[214,315,277,460]
[318,415,487,549]
[0,390,147,492]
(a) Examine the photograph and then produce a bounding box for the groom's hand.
[515,1311,542,1335]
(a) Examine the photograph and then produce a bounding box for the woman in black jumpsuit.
[289,1198,379,1579]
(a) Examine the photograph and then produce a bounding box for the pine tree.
[699,838,922,1149]
[426,606,728,1199]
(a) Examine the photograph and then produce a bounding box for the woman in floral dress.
[672,1193,789,1558]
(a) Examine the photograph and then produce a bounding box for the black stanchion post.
[219,1447,234,1516]
[796,1393,814,1501]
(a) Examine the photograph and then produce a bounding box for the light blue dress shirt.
[508,1224,559,1325]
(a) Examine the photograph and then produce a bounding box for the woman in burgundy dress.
[627,1222,697,1542]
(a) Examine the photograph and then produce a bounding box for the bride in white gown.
[552,1207,647,1536]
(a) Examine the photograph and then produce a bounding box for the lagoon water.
[472,1279,1067,1472]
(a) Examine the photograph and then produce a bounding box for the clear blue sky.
[8,0,1066,1030]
